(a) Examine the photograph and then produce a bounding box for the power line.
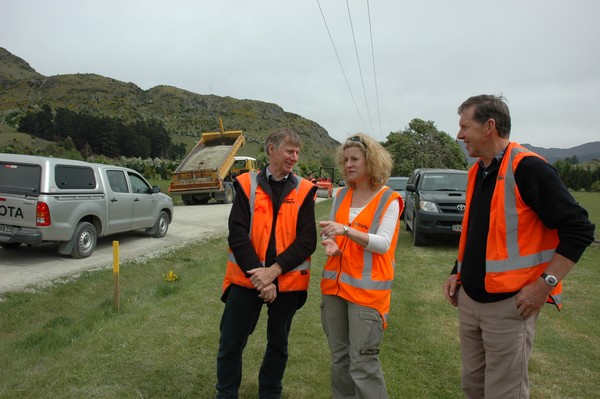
[316,0,368,135]
[346,0,375,137]
[367,0,383,139]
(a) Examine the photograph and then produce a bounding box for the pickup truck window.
[107,170,129,193]
[0,162,41,194]
[129,172,151,194]
[55,165,96,189]
[421,174,468,191]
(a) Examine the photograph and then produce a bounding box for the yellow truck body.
[168,120,257,205]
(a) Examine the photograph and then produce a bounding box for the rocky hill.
[0,47,338,163]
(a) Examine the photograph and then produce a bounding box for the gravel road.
[0,204,232,294]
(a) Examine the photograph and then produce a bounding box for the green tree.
[553,158,600,191]
[18,105,54,140]
[384,118,466,176]
[255,146,269,170]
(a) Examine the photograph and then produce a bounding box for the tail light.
[36,202,51,226]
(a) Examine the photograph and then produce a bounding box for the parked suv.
[0,154,174,258]
[404,168,468,246]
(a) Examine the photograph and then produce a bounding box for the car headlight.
[419,200,440,213]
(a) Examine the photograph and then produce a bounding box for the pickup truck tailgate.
[0,194,38,228]
[1,160,42,230]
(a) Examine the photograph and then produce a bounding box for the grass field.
[0,194,597,398]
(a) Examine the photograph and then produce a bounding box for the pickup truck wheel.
[71,222,97,259]
[1,242,22,250]
[413,229,427,246]
[404,211,412,231]
[412,220,427,246]
[153,211,170,238]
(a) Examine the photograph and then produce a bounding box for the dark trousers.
[216,285,302,399]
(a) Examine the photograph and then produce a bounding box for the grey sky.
[2,0,599,148]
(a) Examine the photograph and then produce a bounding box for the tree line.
[381,118,599,192]
[17,105,187,160]
[554,157,600,192]
[12,109,599,191]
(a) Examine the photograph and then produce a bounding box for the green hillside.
[0,47,338,163]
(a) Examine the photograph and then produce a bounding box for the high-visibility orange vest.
[222,171,314,294]
[321,186,402,328]
[457,142,562,309]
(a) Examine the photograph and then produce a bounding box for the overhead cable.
[367,0,383,139]
[346,0,375,136]
[316,0,368,135]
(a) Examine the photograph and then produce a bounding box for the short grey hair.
[458,94,511,138]
[264,128,302,155]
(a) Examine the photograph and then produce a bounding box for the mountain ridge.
[458,140,600,165]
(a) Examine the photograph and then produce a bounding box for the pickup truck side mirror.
[152,186,161,193]
[406,183,416,192]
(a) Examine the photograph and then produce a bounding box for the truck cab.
[404,168,468,246]
[230,156,258,178]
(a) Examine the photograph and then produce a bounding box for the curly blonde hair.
[335,133,393,190]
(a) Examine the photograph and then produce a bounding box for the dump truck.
[168,119,258,205]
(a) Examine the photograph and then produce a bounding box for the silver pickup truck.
[0,154,174,258]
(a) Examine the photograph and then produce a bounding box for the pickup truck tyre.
[152,210,170,238]
[1,242,22,250]
[404,212,412,231]
[71,222,97,259]
[412,213,427,246]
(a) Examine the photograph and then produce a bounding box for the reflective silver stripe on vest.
[244,172,310,272]
[485,146,555,273]
[325,188,395,291]
[229,251,264,267]
[332,187,350,218]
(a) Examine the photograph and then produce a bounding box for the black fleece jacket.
[452,152,595,303]
[226,167,317,286]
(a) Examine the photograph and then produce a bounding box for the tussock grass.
[0,195,598,398]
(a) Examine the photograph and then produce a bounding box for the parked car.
[403,168,468,246]
[0,154,174,258]
[386,176,409,217]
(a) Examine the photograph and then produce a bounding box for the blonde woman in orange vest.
[319,134,403,399]
[216,128,318,398]
[443,95,595,398]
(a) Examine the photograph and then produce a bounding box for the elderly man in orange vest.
[216,127,318,399]
[443,95,595,398]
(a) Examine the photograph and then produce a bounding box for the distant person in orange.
[443,94,595,398]
[319,133,403,398]
[216,128,318,398]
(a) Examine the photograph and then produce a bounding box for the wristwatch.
[541,273,558,287]
[343,225,349,235]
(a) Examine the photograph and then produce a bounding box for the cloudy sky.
[2,0,599,148]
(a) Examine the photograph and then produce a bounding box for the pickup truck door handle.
[134,198,140,202]
[111,198,118,202]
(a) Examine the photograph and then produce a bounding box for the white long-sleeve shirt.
[348,195,399,254]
